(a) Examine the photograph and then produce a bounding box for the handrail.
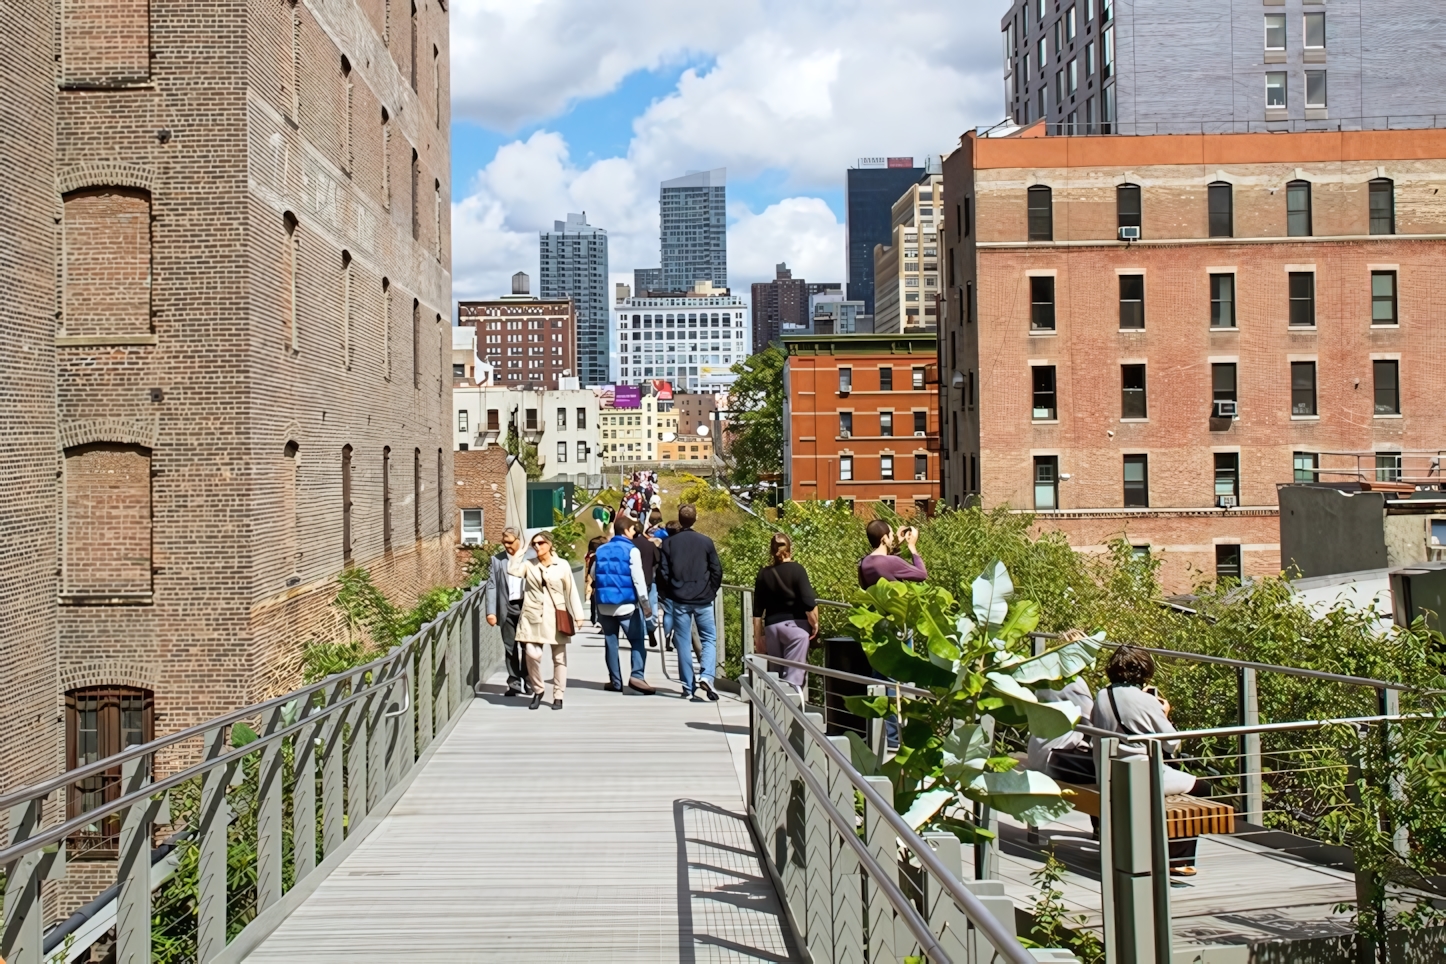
[750,654,934,697]
[1077,711,1439,745]
[745,654,1038,964]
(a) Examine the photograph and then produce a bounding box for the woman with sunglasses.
[515,530,583,710]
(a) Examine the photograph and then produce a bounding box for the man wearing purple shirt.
[858,520,928,589]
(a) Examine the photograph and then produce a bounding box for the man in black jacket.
[659,503,723,700]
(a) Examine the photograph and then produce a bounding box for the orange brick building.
[784,334,940,516]
[938,127,1446,590]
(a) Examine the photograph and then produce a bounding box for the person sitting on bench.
[1091,645,1209,877]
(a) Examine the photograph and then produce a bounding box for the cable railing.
[1,585,501,964]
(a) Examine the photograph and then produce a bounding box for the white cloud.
[449,0,1012,302]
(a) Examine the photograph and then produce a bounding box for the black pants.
[501,600,527,691]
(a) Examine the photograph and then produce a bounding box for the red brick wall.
[61,0,151,87]
[453,448,510,569]
[62,189,152,339]
[63,445,153,597]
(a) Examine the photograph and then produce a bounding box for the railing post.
[826,735,864,958]
[1097,736,1119,964]
[256,704,285,912]
[348,670,371,829]
[2,798,55,964]
[802,709,832,962]
[1379,686,1408,857]
[920,832,970,962]
[862,773,900,963]
[1107,754,1156,964]
[419,633,435,751]
[116,756,157,964]
[293,699,319,883]
[321,681,347,859]
[1148,742,1175,964]
[197,727,236,962]
[1237,666,1263,826]
[741,589,754,659]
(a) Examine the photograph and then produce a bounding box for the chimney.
[511,271,530,295]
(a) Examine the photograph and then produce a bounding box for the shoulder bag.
[544,566,575,638]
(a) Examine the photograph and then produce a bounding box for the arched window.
[1116,183,1141,237]
[1286,180,1312,237]
[283,441,301,579]
[1368,178,1395,235]
[383,446,393,550]
[341,250,353,369]
[381,277,392,380]
[66,685,154,851]
[63,187,153,340]
[341,444,354,562]
[284,211,300,351]
[413,448,422,539]
[1027,185,1052,241]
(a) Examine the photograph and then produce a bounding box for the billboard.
[651,379,673,400]
[887,156,916,168]
[614,384,642,409]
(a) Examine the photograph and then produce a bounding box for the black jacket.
[632,532,659,589]
[659,528,722,604]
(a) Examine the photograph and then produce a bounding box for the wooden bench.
[1058,782,1237,838]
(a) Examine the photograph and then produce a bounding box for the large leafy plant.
[844,561,1101,836]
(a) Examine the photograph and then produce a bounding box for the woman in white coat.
[516,531,584,711]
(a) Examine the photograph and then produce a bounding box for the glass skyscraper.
[539,212,609,387]
[846,160,924,316]
[660,168,727,292]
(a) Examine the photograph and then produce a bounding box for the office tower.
[539,212,608,386]
[846,159,925,316]
[660,168,727,292]
[1001,0,1446,134]
[613,281,749,394]
[873,170,944,333]
[634,267,663,294]
[938,125,1446,592]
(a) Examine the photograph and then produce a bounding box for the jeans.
[672,600,717,693]
[646,583,660,637]
[599,609,647,687]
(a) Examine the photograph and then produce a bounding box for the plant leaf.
[995,599,1041,644]
[230,723,259,748]
[843,694,891,719]
[901,788,956,830]
[968,769,1074,825]
[862,635,957,689]
[940,722,991,783]
[845,731,882,776]
[1001,632,1104,685]
[972,560,1013,631]
[986,673,1081,740]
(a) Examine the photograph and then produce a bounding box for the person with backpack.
[751,532,818,693]
[593,515,656,694]
[659,503,723,701]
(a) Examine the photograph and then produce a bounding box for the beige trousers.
[525,642,567,698]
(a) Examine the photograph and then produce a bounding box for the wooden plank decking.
[243,622,798,962]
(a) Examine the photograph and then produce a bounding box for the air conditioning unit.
[1216,494,1238,509]
[1213,400,1238,418]
[1118,225,1141,241]
[839,429,851,439]
[915,472,928,481]
[914,431,926,437]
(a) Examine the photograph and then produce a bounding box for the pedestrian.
[660,520,682,651]
[632,514,662,644]
[583,534,607,627]
[483,527,532,697]
[515,530,583,711]
[858,520,927,589]
[659,503,723,701]
[751,532,819,693]
[594,515,656,694]
[647,508,668,540]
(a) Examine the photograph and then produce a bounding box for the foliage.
[550,507,585,561]
[678,472,733,512]
[504,422,541,480]
[843,564,1103,832]
[1024,849,1105,964]
[724,344,785,485]
[464,544,501,588]
[304,567,468,682]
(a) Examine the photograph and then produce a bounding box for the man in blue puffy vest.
[594,515,655,694]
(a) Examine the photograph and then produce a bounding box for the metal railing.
[1,584,502,964]
[742,654,1079,964]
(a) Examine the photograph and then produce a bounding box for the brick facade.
[453,447,511,568]
[459,298,577,390]
[940,128,1446,591]
[1,0,456,851]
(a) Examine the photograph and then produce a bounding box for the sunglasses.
[531,540,549,548]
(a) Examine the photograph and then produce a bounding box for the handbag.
[544,570,575,638]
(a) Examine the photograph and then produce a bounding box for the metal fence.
[1,585,501,964]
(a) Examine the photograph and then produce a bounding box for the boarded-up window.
[64,444,152,600]
[62,0,149,86]
[283,442,301,579]
[63,189,152,339]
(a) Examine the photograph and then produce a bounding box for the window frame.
[839,455,853,481]
[1210,273,1236,328]
[460,508,484,545]
[1266,71,1287,109]
[1371,271,1398,326]
[1286,180,1313,237]
[1118,273,1145,329]
[1293,451,1319,483]
[878,366,893,392]
[1214,452,1241,501]
[839,411,853,438]
[838,367,852,394]
[1027,185,1054,241]
[1373,359,1400,415]
[66,686,155,854]
[1033,455,1059,510]
[1215,544,1243,582]
[1264,13,1286,51]
[1290,361,1318,416]
[1304,70,1327,109]
[1369,179,1395,235]
[1303,11,1326,49]
[1030,275,1056,331]
[879,410,894,437]
[1289,272,1316,327]
[1208,182,1234,238]
[1032,365,1058,421]
[880,454,895,481]
[1376,453,1403,483]
[1116,183,1142,235]
[1121,364,1147,419]
[914,454,929,480]
[1123,453,1149,508]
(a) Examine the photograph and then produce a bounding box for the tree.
[504,421,541,480]
[725,344,785,485]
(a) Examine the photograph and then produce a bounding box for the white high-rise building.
[611,281,749,394]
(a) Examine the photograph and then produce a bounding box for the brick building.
[783,334,941,516]
[751,263,840,347]
[938,127,1446,590]
[459,272,578,390]
[453,447,510,566]
[1,0,456,848]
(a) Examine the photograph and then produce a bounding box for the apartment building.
[751,263,841,347]
[1001,0,1446,134]
[938,126,1446,590]
[661,168,728,291]
[874,170,945,333]
[451,368,600,481]
[459,272,577,391]
[783,334,940,515]
[540,213,609,387]
[612,282,750,393]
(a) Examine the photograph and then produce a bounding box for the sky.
[448,0,1012,307]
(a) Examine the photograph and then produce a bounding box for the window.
[1264,14,1285,50]
[1294,452,1319,483]
[576,407,587,429]
[1030,276,1056,330]
[487,409,500,432]
[1369,179,1395,235]
[525,408,538,431]
[64,188,154,342]
[1027,185,1053,241]
[1123,454,1149,507]
[879,367,893,391]
[556,441,568,464]
[1289,272,1315,326]
[1305,70,1327,109]
[1066,5,1077,41]
[1102,25,1113,79]
[457,410,468,432]
[1287,181,1312,237]
[62,0,150,85]
[1211,274,1236,328]
[1215,545,1242,582]
[556,407,567,429]
[840,456,853,481]
[839,411,853,437]
[880,455,895,480]
[461,509,484,545]
[382,446,392,550]
[1304,11,1325,49]
[1034,456,1059,510]
[1214,453,1240,501]
[839,367,852,394]
[1374,360,1400,415]
[1212,362,1238,412]
[1032,366,1057,420]
[912,367,925,390]
[1121,364,1147,418]
[1371,272,1397,325]
[452,363,466,379]
[576,441,586,463]
[1376,453,1403,483]
[1208,182,1233,238]
[915,454,928,480]
[1291,361,1317,416]
[1118,274,1144,328]
[880,411,894,437]
[63,444,153,600]
[913,411,927,435]
[66,686,154,850]
[1116,183,1141,236]
[343,444,354,561]
[1266,72,1287,109]
[1068,58,1078,96]
[412,448,421,540]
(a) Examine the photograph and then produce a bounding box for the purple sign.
[614,385,642,409]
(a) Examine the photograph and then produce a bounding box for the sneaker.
[504,687,525,698]
[697,679,720,702]
[680,688,693,699]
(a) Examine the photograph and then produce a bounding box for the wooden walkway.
[243,621,798,963]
